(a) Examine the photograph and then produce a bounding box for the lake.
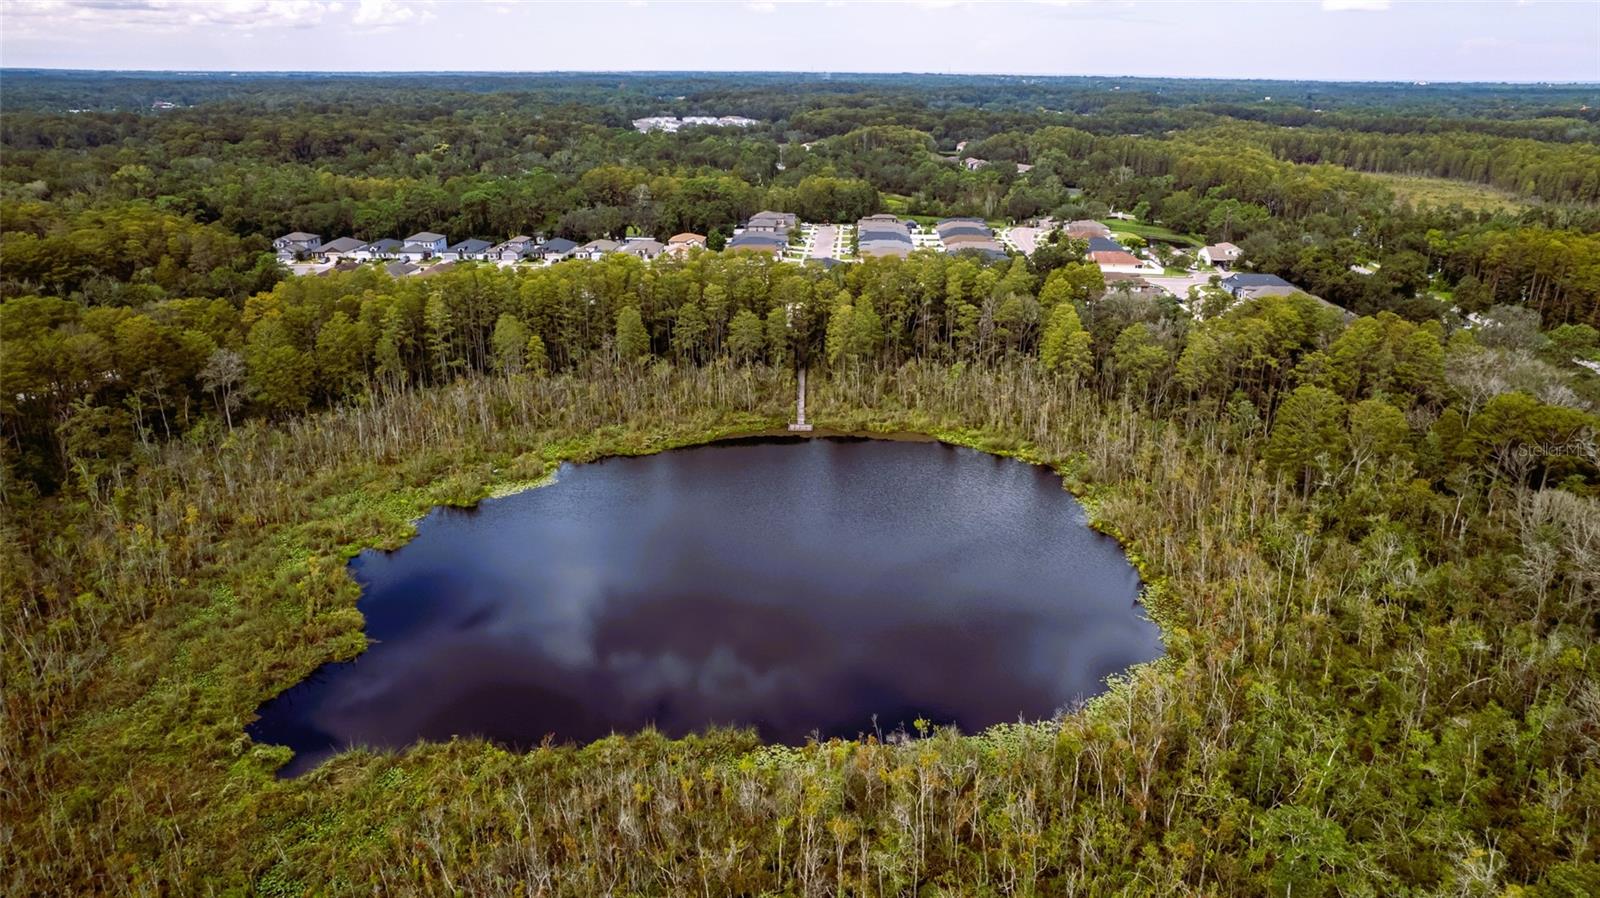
[249,436,1162,776]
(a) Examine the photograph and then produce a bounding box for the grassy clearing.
[1109,220,1205,247]
[1358,170,1531,213]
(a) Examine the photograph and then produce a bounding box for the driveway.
[1141,271,1218,300]
[810,225,839,260]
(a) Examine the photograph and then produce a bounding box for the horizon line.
[4,67,1598,87]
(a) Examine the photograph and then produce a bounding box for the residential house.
[743,211,798,234]
[1102,272,1167,301]
[491,235,539,262]
[401,231,449,261]
[935,218,1005,259]
[352,239,402,262]
[537,237,578,262]
[1086,236,1127,254]
[856,214,914,259]
[1091,250,1162,276]
[320,236,367,260]
[961,157,988,171]
[666,233,706,256]
[384,260,420,278]
[442,238,493,262]
[1220,273,1303,300]
[727,231,787,257]
[1199,242,1242,269]
[274,232,322,260]
[1064,220,1111,240]
[576,239,621,260]
[617,238,666,261]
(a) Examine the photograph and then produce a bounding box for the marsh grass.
[3,361,1596,896]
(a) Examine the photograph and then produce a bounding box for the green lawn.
[1109,221,1205,248]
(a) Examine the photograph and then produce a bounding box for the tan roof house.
[1200,242,1242,268]
[1065,220,1111,239]
[666,233,707,256]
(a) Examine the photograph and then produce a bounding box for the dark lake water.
[249,436,1161,776]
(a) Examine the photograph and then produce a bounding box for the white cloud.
[352,0,418,26]
[1321,0,1391,10]
[1,0,431,34]
[746,1,777,12]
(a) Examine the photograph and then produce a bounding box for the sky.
[1,0,1597,83]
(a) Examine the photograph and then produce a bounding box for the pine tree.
[423,291,454,381]
[525,334,549,377]
[1039,301,1093,380]
[728,309,766,363]
[314,312,365,399]
[848,299,883,361]
[1265,385,1348,492]
[614,306,651,363]
[491,313,530,375]
[764,306,790,366]
[671,301,708,363]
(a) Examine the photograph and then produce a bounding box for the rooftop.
[1091,250,1143,267]
[1223,273,1294,289]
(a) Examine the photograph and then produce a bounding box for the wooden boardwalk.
[788,366,813,431]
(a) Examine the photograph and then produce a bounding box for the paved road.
[1005,226,1042,255]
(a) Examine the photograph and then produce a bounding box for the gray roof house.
[935,218,1003,257]
[617,238,666,260]
[1221,273,1300,299]
[488,235,536,262]
[442,238,493,261]
[353,238,402,260]
[856,214,914,259]
[727,231,787,256]
[577,239,622,259]
[273,232,322,258]
[744,210,798,233]
[401,232,449,258]
[538,237,579,261]
[384,260,420,278]
[320,236,367,258]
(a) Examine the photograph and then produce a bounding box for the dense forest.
[2,71,1598,895]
